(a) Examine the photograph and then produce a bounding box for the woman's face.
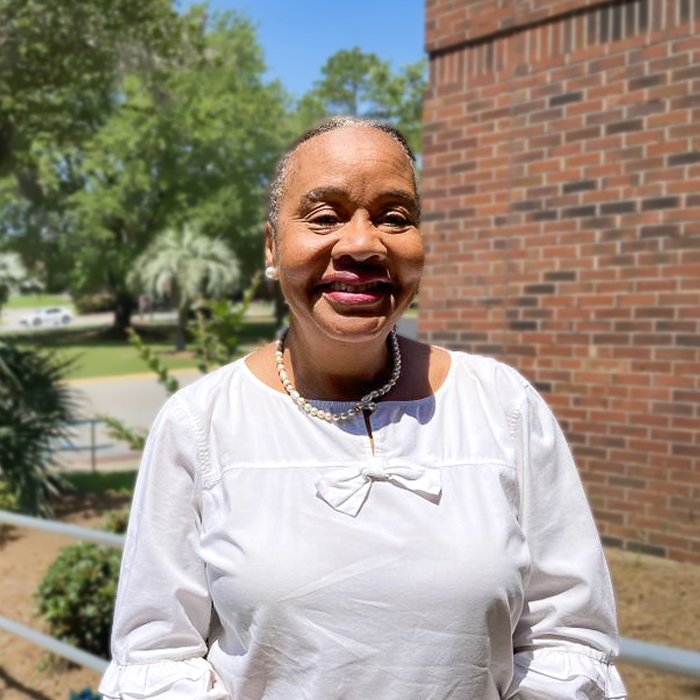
[267,126,424,345]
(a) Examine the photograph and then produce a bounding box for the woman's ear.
[265,221,276,269]
[265,222,278,280]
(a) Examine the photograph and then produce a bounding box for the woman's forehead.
[284,126,416,202]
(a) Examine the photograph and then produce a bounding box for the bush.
[35,509,128,659]
[69,688,102,700]
[103,507,129,535]
[0,479,18,512]
[35,542,121,658]
[0,479,18,545]
[73,294,115,315]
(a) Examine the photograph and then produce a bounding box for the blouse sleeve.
[99,394,230,700]
[505,382,627,700]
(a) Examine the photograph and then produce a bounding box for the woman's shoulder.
[396,336,531,405]
[426,344,533,408]
[168,356,251,416]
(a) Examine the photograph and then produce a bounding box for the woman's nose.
[331,213,387,262]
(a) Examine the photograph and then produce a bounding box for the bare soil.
[1,497,699,700]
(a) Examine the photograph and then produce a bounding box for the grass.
[4,294,75,311]
[12,318,278,380]
[65,470,138,495]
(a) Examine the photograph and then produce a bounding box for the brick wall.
[420,0,700,563]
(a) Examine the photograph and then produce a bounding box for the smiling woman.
[100,118,626,700]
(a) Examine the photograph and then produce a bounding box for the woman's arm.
[99,394,230,700]
[506,382,626,700]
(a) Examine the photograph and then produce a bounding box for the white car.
[19,307,73,328]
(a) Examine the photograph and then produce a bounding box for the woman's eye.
[309,213,341,227]
[380,213,410,228]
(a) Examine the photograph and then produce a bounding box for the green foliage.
[0,478,18,545]
[0,340,76,515]
[3,293,71,310]
[64,470,137,496]
[193,272,261,374]
[301,47,427,155]
[104,507,130,535]
[99,414,148,453]
[0,0,183,175]
[63,9,289,331]
[126,327,179,394]
[0,0,188,290]
[314,47,384,116]
[0,252,28,310]
[0,478,18,511]
[35,508,126,658]
[69,689,102,700]
[129,224,241,351]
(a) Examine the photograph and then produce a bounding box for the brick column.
[421,0,700,563]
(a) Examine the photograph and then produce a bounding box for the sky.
[182,0,426,98]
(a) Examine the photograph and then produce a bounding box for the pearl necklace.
[275,329,401,423]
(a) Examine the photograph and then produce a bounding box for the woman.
[100,117,626,699]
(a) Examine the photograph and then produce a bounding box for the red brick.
[423,0,700,564]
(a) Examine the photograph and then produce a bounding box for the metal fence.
[1,510,700,681]
[52,418,115,472]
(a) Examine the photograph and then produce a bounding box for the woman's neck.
[283,324,394,402]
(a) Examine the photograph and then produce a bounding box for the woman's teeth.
[328,282,384,293]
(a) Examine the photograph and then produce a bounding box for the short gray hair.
[267,116,420,240]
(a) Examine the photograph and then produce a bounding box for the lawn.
[61,341,200,380]
[65,470,138,494]
[12,318,278,380]
[4,294,75,311]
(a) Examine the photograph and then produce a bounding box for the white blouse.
[100,350,626,700]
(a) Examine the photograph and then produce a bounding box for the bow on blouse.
[315,459,442,517]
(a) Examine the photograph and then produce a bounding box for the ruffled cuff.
[506,646,626,700]
[99,656,231,699]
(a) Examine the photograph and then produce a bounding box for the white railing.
[1,510,700,680]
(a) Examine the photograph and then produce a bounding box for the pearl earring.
[265,266,278,280]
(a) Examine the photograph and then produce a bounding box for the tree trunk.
[112,292,134,336]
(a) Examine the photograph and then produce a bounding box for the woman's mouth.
[319,280,393,305]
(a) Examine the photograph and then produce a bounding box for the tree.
[304,47,427,153]
[0,251,27,311]
[301,48,427,155]
[64,9,288,333]
[0,0,183,182]
[0,341,76,516]
[0,0,190,295]
[313,48,384,117]
[129,225,240,352]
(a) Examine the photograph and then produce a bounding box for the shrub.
[0,478,18,545]
[69,688,102,700]
[35,543,121,658]
[103,507,129,535]
[35,509,128,659]
[0,479,18,511]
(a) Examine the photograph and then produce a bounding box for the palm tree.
[0,342,76,516]
[129,226,240,352]
[0,252,28,312]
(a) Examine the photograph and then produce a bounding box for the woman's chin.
[305,310,399,344]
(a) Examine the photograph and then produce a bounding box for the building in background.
[421,0,700,563]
